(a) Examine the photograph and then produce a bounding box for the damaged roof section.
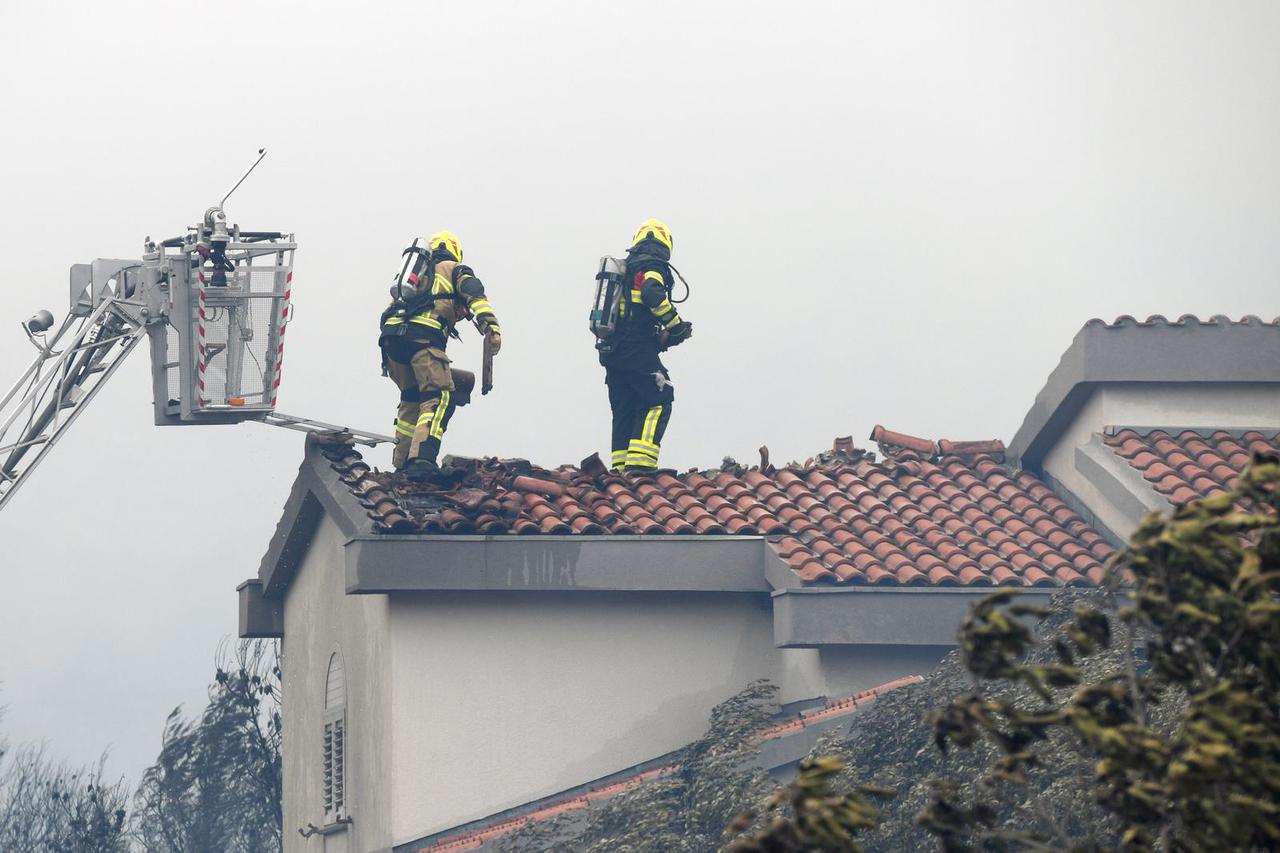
[313,424,1115,588]
[1105,429,1280,505]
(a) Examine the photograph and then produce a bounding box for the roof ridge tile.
[869,424,937,458]
[1083,313,1280,330]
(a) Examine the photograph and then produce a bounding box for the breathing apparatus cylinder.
[590,256,626,339]
[391,238,432,303]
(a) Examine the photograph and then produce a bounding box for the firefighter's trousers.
[386,345,456,469]
[606,367,674,471]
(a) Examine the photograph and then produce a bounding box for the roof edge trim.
[772,586,1062,647]
[345,535,772,594]
[257,440,374,600]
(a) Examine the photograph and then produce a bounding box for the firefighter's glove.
[487,329,502,354]
[666,321,693,347]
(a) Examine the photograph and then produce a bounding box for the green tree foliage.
[924,453,1280,851]
[132,640,282,853]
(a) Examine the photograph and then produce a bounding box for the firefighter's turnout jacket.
[380,257,500,469]
[600,242,688,471]
[381,259,499,351]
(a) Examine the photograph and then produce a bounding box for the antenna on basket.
[221,148,269,207]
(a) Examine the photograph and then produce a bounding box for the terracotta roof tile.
[313,430,1117,588]
[1084,313,1280,330]
[1104,429,1280,505]
[869,424,937,457]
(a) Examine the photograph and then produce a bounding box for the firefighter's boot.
[404,458,439,481]
[404,436,443,481]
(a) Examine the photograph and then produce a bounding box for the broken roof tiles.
[315,427,1117,588]
[1105,429,1280,506]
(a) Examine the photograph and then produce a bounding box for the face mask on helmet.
[428,230,463,262]
[631,219,673,252]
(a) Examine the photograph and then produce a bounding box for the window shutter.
[323,716,346,820]
[333,717,345,814]
[323,721,334,815]
[323,651,348,822]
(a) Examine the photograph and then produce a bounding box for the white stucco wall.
[280,533,951,850]
[817,644,951,696]
[282,516,393,853]
[1042,382,1280,538]
[384,590,840,844]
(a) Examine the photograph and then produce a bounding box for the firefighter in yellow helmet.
[379,231,501,479]
[598,219,692,472]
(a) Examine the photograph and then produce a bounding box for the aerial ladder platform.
[0,153,389,513]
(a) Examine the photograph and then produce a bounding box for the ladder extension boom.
[0,300,148,511]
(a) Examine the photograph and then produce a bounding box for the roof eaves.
[255,435,374,601]
[771,584,1065,647]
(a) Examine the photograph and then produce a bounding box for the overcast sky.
[1,0,1277,789]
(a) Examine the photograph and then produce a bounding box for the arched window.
[323,651,347,823]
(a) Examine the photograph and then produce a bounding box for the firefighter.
[599,219,692,472]
[379,231,501,479]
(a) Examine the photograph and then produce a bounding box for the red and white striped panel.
[196,276,207,408]
[270,271,293,407]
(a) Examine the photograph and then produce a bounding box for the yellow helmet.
[428,230,463,262]
[631,218,673,252]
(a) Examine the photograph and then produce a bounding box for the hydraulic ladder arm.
[0,284,150,512]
